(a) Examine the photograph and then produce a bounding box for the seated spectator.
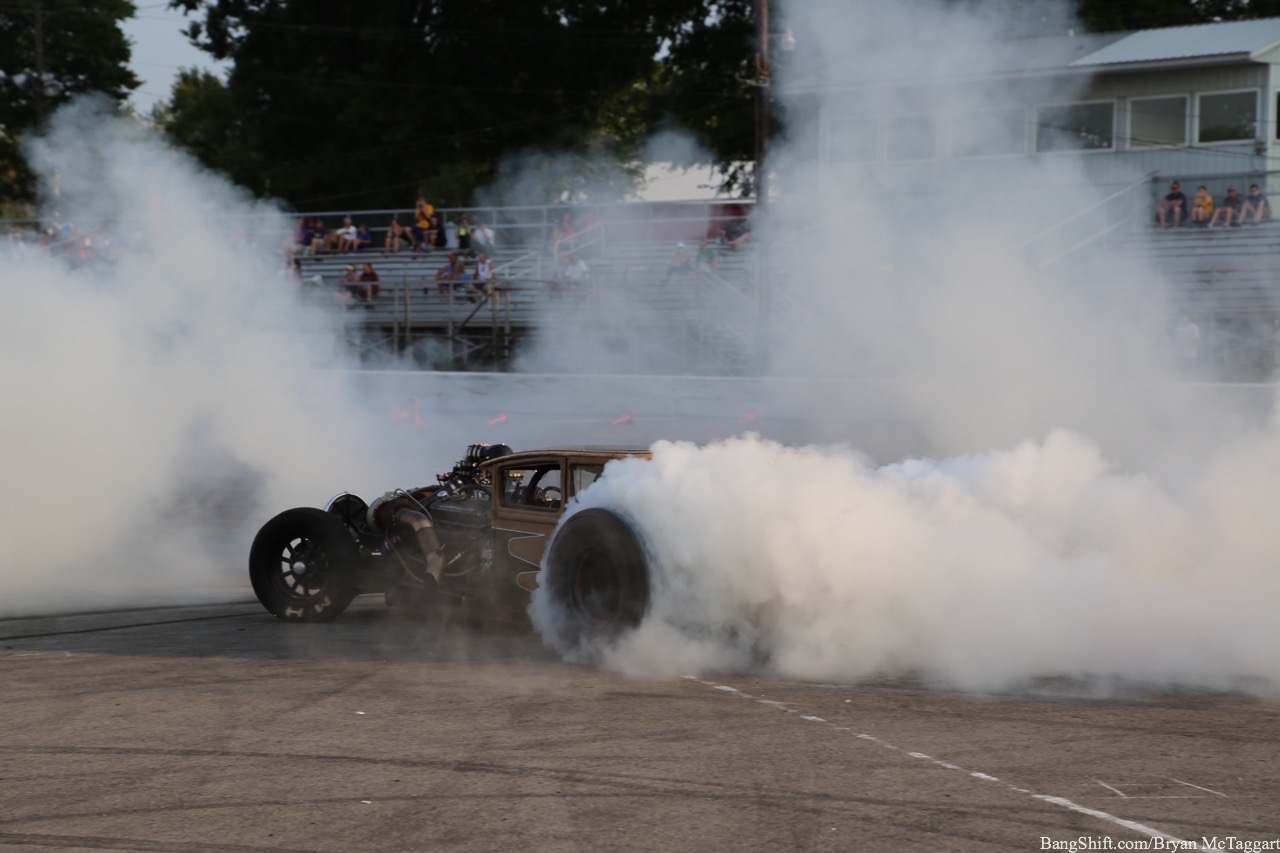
[721,217,752,249]
[340,264,366,302]
[356,222,374,251]
[696,240,718,273]
[457,216,474,256]
[336,216,359,254]
[1241,184,1271,225]
[358,262,381,300]
[562,252,590,289]
[664,243,695,281]
[385,215,411,253]
[1209,186,1242,228]
[474,252,495,295]
[431,214,448,251]
[550,212,576,258]
[1156,181,1186,228]
[1190,186,1214,227]
[433,252,464,294]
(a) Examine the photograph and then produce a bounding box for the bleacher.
[296,234,761,372]
[1128,223,1280,318]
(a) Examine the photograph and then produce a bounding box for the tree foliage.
[162,0,731,209]
[0,0,139,202]
[1076,0,1280,31]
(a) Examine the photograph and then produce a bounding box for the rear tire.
[543,508,649,646]
[249,507,360,622]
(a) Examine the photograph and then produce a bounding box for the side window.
[571,464,605,497]
[500,464,563,510]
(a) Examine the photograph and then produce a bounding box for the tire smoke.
[548,433,1280,694]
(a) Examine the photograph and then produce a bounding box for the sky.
[122,2,227,116]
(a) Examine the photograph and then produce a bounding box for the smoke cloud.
[0,100,407,615]
[530,0,1280,694]
[535,432,1280,693]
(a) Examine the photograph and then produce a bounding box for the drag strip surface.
[1,599,1276,851]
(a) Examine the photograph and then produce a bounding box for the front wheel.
[542,508,649,648]
[249,507,361,622]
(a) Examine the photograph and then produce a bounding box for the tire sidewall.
[543,508,650,648]
[249,507,361,622]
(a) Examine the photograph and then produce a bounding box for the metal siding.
[1087,65,1267,99]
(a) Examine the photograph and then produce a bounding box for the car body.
[248,445,652,639]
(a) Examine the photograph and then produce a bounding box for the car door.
[490,457,565,578]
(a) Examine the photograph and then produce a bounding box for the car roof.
[482,446,650,468]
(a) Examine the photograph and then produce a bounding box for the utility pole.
[34,0,46,132]
[752,0,771,375]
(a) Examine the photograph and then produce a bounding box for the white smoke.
[535,431,1280,693]
[0,100,407,615]
[530,0,1280,694]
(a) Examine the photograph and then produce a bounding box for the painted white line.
[1170,778,1227,798]
[1097,780,1128,798]
[688,677,1211,851]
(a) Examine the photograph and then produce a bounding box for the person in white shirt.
[562,253,589,289]
[473,253,495,295]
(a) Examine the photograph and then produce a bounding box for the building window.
[828,116,878,163]
[1036,101,1115,152]
[887,115,936,161]
[951,108,1027,158]
[1129,96,1187,147]
[1197,90,1257,142]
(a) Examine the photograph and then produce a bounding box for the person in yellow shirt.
[1191,186,1214,227]
[413,197,434,250]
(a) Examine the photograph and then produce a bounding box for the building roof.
[783,16,1280,93]
[1069,17,1280,69]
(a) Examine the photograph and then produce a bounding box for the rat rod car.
[248,444,651,643]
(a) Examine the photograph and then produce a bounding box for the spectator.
[291,218,311,255]
[664,243,695,281]
[340,264,366,302]
[1241,184,1270,225]
[457,216,474,256]
[356,222,374,251]
[431,214,448,251]
[1190,186,1214,227]
[433,252,464,294]
[474,252,495,295]
[721,217,752,249]
[562,252,590,289]
[550,211,576,258]
[336,216,359,254]
[1209,186,1242,229]
[1174,314,1201,374]
[1156,181,1186,228]
[472,219,496,252]
[385,215,411,253]
[358,262,382,300]
[696,239,718,273]
[412,197,434,251]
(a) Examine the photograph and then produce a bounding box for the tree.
[1076,0,1280,31]
[162,0,723,209]
[0,0,139,202]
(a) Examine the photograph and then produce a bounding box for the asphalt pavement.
[0,599,1276,852]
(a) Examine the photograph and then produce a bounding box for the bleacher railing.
[1018,171,1156,269]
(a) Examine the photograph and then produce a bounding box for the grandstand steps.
[295,238,765,373]
[1088,219,1280,379]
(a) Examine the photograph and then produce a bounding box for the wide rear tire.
[249,507,361,622]
[542,508,649,647]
